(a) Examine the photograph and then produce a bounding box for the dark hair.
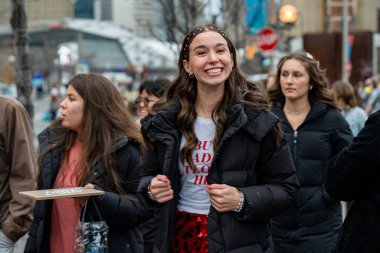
[139,77,170,98]
[331,80,358,108]
[268,51,338,108]
[153,24,280,169]
[39,73,144,194]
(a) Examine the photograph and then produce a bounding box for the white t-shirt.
[177,117,216,214]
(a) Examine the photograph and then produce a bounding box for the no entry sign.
[255,28,279,51]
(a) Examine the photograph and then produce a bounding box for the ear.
[182,59,191,74]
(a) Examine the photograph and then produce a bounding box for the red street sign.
[254,28,279,51]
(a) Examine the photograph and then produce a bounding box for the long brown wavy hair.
[268,51,338,108]
[39,73,144,194]
[155,24,280,169]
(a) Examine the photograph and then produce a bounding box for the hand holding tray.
[19,187,104,200]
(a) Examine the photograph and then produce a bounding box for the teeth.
[206,68,222,73]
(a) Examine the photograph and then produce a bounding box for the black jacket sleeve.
[325,111,380,201]
[137,148,161,207]
[236,131,299,222]
[88,142,151,230]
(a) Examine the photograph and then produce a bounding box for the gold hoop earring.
[189,73,194,79]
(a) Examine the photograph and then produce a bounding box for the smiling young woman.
[137,24,299,253]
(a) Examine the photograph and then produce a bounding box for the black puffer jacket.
[24,126,150,253]
[137,101,299,253]
[271,102,353,253]
[326,110,380,253]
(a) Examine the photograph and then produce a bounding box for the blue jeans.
[0,230,14,253]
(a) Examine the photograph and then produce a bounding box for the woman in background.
[269,52,353,253]
[331,80,367,136]
[136,77,170,119]
[331,79,367,215]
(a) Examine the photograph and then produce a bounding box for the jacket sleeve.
[236,131,299,222]
[1,100,36,242]
[331,109,354,155]
[89,143,151,230]
[325,111,380,201]
[137,147,162,207]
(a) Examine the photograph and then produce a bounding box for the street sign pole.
[342,0,349,81]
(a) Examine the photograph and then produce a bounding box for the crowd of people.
[1,24,379,253]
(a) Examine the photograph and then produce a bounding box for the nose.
[139,99,146,108]
[60,98,67,108]
[208,51,218,63]
[285,75,293,84]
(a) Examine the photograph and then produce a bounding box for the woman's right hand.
[148,175,173,203]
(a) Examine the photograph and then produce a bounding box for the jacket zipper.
[293,130,298,163]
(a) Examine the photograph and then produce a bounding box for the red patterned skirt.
[172,209,208,253]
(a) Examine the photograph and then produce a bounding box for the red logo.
[255,28,279,51]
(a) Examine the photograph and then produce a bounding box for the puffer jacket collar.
[272,101,329,127]
[141,100,279,145]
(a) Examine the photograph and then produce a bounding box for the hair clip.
[306,52,320,67]
[306,52,314,59]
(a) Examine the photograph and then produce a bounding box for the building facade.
[0,0,73,26]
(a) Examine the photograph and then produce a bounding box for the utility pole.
[342,0,349,81]
[10,0,34,120]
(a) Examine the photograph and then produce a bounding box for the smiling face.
[182,31,234,89]
[137,89,159,118]
[280,58,311,102]
[60,84,84,133]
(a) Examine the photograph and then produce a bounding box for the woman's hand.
[148,175,173,203]
[76,183,95,206]
[206,184,241,212]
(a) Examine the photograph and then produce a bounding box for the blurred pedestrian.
[365,76,380,115]
[138,24,298,253]
[136,77,170,119]
[358,76,375,109]
[331,80,367,136]
[357,67,373,108]
[268,52,353,253]
[0,95,36,253]
[331,79,367,215]
[48,85,60,121]
[24,73,150,253]
[135,77,170,253]
[325,110,380,252]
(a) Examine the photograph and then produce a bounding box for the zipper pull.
[294,131,297,144]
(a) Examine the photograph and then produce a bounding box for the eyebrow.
[192,43,227,51]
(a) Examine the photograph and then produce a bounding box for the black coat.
[137,101,299,253]
[326,110,380,253]
[271,102,353,253]
[24,126,150,253]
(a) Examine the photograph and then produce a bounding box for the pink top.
[50,139,83,253]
